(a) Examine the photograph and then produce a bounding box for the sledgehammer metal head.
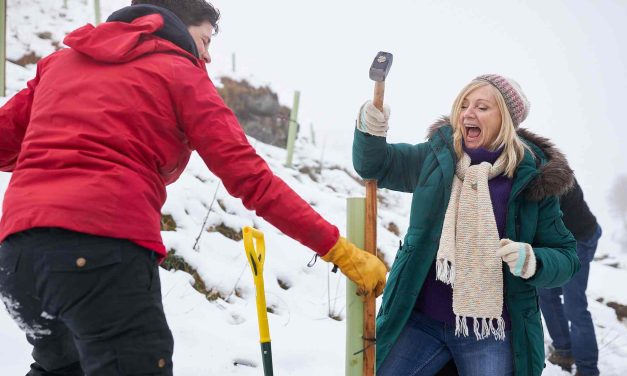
[369,51,393,111]
[369,51,393,82]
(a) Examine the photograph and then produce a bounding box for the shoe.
[547,350,574,372]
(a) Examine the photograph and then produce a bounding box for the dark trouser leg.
[26,325,83,375]
[0,232,82,375]
[61,250,173,376]
[537,286,572,352]
[564,226,601,376]
[562,260,598,375]
[1,228,174,375]
[564,225,601,376]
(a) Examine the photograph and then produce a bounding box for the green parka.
[353,120,579,376]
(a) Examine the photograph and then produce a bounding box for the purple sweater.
[414,146,513,329]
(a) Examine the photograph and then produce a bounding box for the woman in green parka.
[353,74,579,376]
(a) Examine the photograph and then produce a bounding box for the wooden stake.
[363,180,377,376]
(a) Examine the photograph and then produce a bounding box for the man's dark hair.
[131,0,220,32]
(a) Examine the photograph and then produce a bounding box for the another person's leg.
[446,322,513,375]
[537,287,572,352]
[563,226,601,376]
[537,286,574,370]
[378,311,453,376]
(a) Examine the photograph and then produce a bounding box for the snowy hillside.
[1,1,627,375]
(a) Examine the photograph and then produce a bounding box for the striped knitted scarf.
[436,152,507,341]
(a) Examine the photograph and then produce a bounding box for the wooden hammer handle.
[363,180,377,376]
[363,66,385,376]
[373,81,385,111]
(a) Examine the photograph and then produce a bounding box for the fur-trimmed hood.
[426,117,574,201]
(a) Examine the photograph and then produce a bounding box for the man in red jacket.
[0,1,386,374]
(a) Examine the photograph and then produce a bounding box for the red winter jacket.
[0,14,339,257]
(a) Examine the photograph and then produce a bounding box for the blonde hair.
[450,81,527,178]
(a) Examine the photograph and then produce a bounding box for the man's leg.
[33,229,174,375]
[537,285,575,371]
[0,231,82,375]
[3,228,174,375]
[537,286,572,351]
[27,327,83,376]
[563,226,601,376]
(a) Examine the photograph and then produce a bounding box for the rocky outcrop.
[217,77,292,148]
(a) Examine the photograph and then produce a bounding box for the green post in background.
[309,122,316,146]
[285,90,300,168]
[346,197,365,376]
[94,0,101,25]
[0,0,6,97]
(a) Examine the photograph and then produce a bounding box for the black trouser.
[0,228,173,375]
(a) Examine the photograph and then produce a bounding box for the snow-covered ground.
[1,1,626,375]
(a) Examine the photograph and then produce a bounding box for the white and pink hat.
[475,74,530,128]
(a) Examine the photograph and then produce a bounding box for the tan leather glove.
[496,239,537,279]
[322,237,387,297]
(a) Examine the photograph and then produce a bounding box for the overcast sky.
[204,0,626,160]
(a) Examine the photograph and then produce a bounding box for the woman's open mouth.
[464,125,482,142]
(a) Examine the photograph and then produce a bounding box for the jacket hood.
[426,117,574,201]
[64,5,201,66]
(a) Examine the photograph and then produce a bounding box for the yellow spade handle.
[242,226,270,344]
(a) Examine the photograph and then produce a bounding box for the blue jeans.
[379,311,513,376]
[538,225,601,376]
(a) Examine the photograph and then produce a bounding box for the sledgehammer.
[369,52,393,112]
[363,51,393,376]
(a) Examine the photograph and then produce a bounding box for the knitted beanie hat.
[475,74,530,127]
